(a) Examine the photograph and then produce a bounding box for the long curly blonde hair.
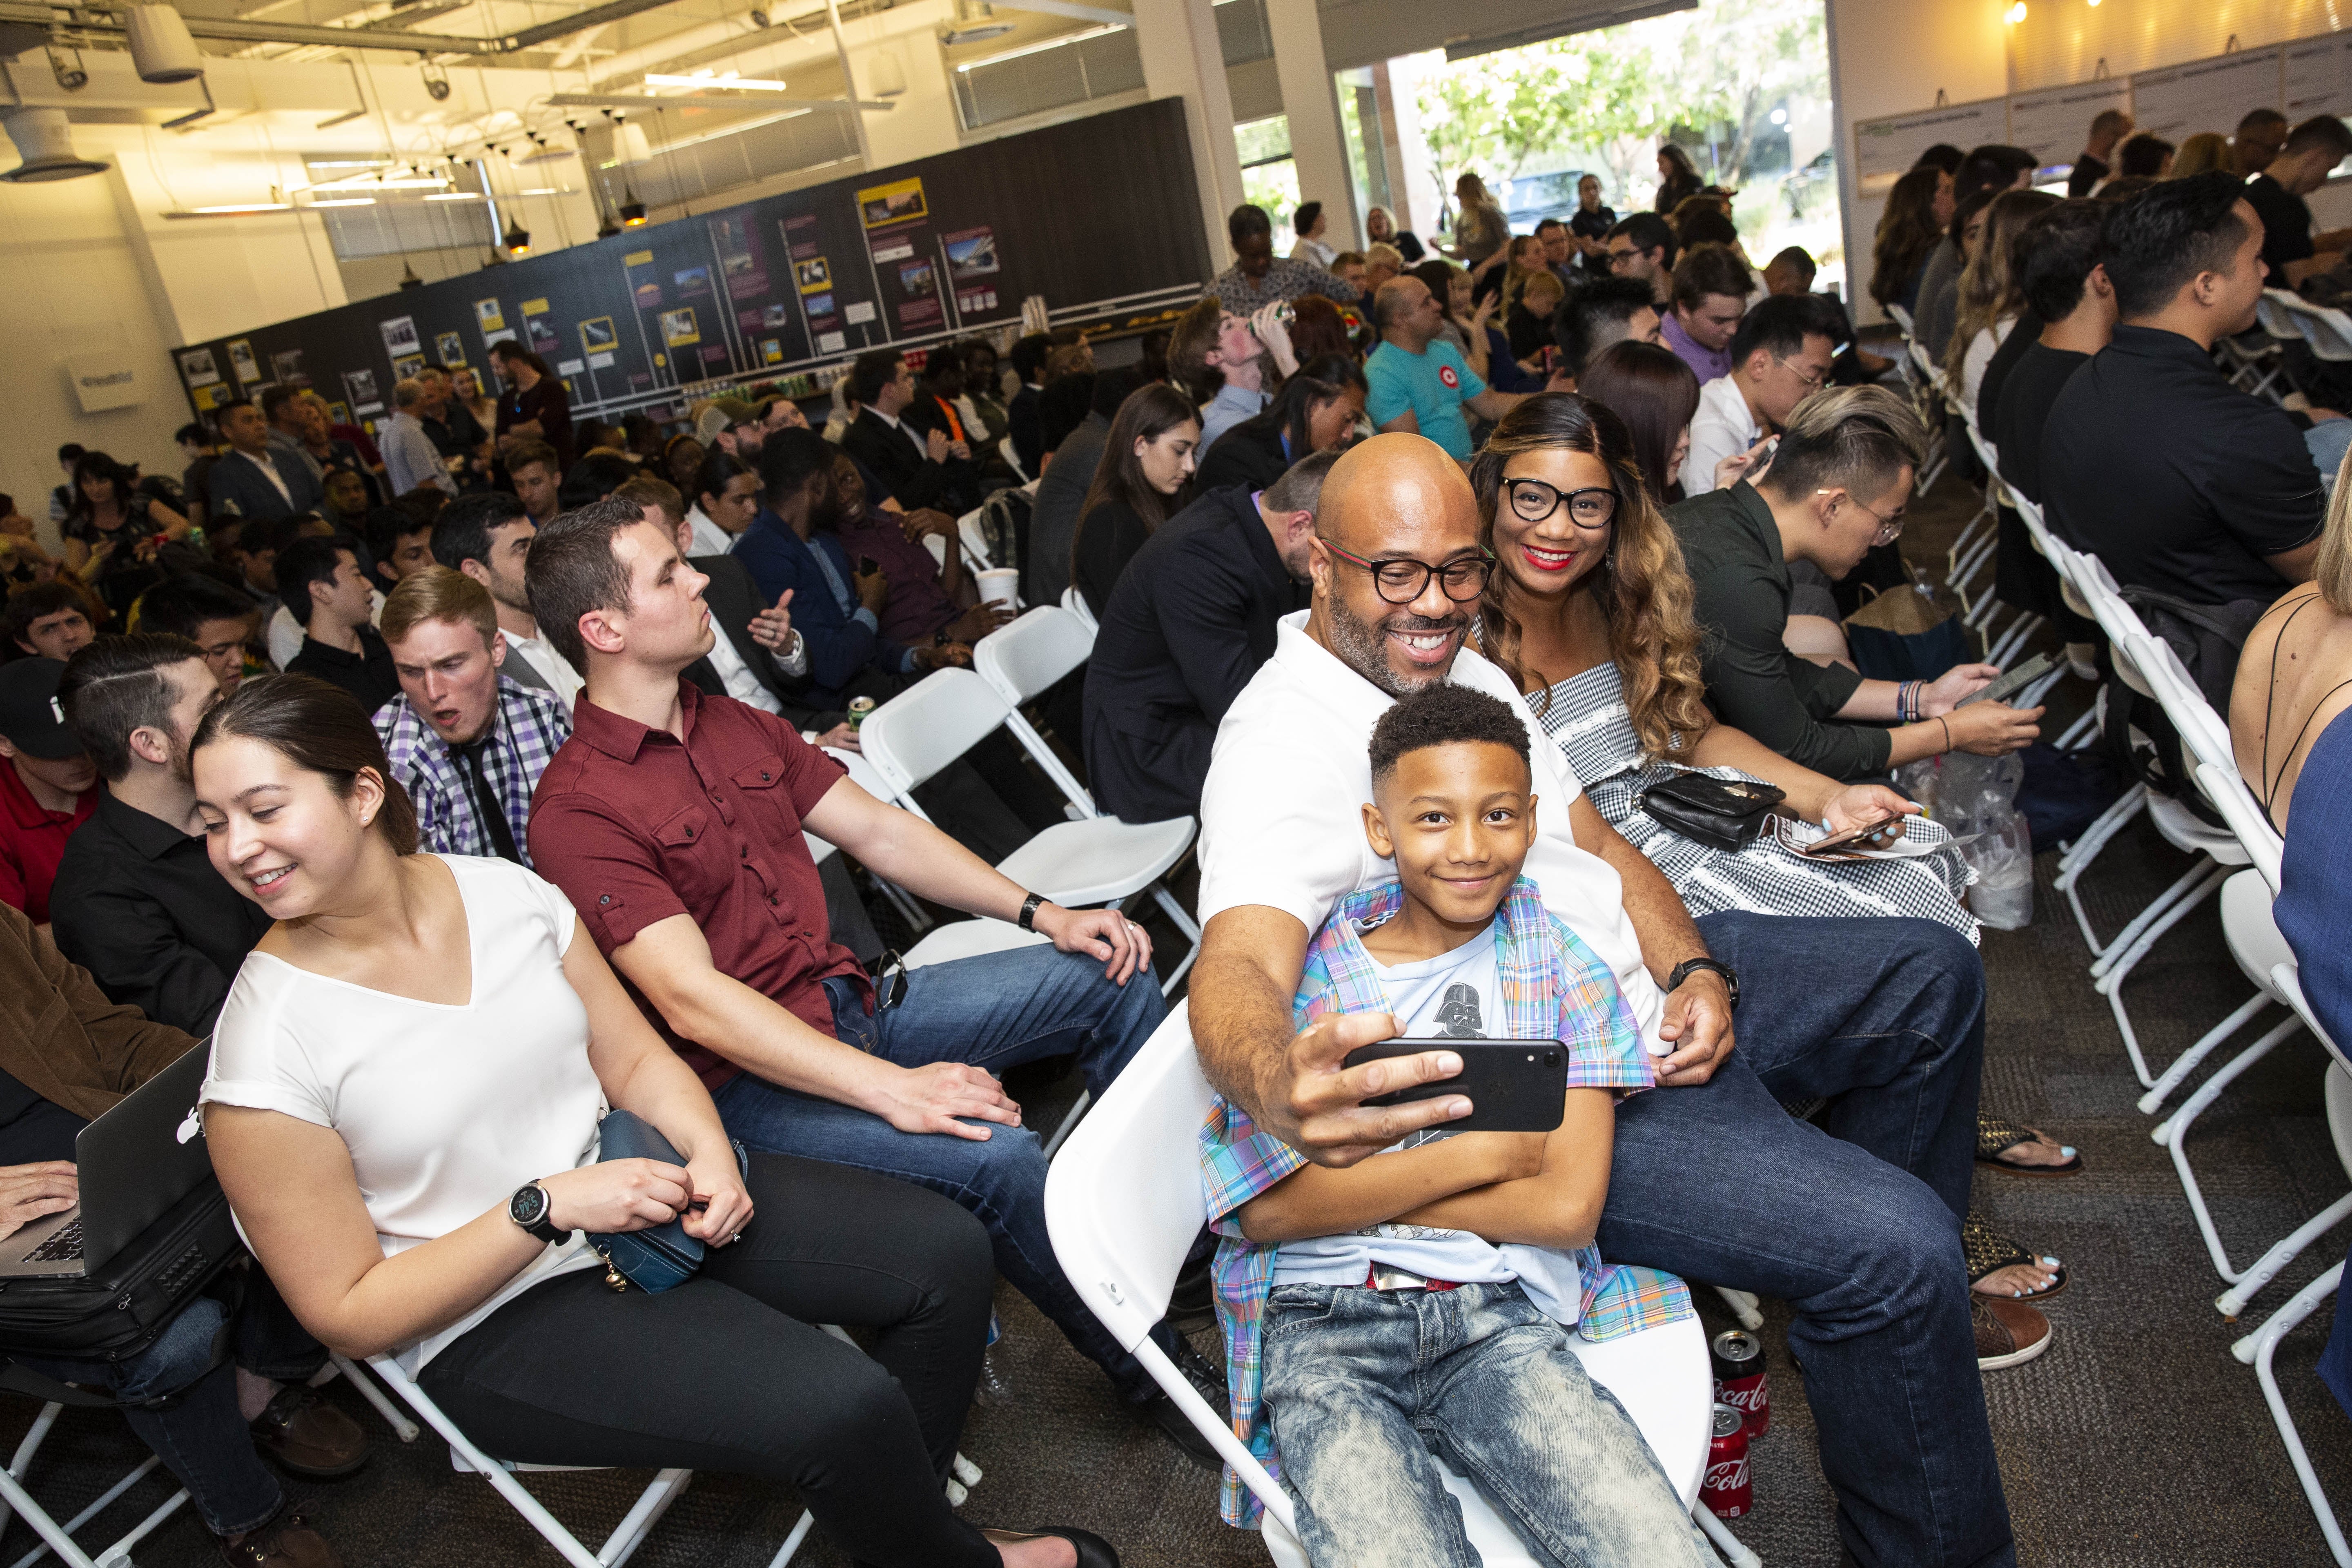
[1469,393,1713,760]
[1942,188,2059,389]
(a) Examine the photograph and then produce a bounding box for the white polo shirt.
[1680,375,1760,499]
[1198,611,1666,1045]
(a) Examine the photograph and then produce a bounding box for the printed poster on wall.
[857,177,927,229]
[947,226,1004,317]
[2006,79,2132,170]
[473,298,506,334]
[434,331,466,368]
[521,297,559,357]
[392,354,425,382]
[1851,98,2006,192]
[379,315,421,359]
[783,214,837,346]
[342,368,380,413]
[177,347,220,388]
[713,212,768,301]
[660,308,700,348]
[674,266,712,301]
[625,250,663,309]
[227,339,260,385]
[2129,47,2282,145]
[270,349,307,385]
[2286,34,2352,121]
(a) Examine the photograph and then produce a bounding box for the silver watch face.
[511,1185,548,1227]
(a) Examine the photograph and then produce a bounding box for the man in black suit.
[839,349,978,515]
[1081,450,1334,824]
[1004,332,1052,479]
[204,399,324,524]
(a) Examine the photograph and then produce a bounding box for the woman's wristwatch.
[1017,892,1046,932]
[508,1182,569,1245]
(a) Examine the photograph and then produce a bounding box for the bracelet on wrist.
[1936,715,1952,752]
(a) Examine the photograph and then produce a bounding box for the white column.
[1131,0,1245,280]
[1264,0,1354,248]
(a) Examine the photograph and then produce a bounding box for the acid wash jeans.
[1261,1279,1715,1568]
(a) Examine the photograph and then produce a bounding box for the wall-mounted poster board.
[2129,47,2282,144]
[172,99,1209,434]
[2006,79,2132,172]
[2287,34,2352,121]
[1851,99,2007,190]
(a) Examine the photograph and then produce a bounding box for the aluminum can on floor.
[1701,1402,1752,1518]
[1711,1327,1770,1438]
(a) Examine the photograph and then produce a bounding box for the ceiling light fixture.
[45,43,87,91]
[646,72,789,90]
[306,196,377,206]
[952,23,1124,72]
[423,190,481,200]
[506,227,532,255]
[0,109,107,181]
[193,202,291,213]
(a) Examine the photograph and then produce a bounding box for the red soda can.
[1702,1403,1752,1518]
[1711,1327,1770,1439]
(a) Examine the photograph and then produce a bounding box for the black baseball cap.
[0,658,83,760]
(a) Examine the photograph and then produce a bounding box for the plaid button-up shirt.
[1198,876,1691,1527]
[1208,257,1362,316]
[376,675,571,868]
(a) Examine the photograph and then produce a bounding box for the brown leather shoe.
[217,1512,341,1567]
[1973,1295,2052,1370]
[249,1386,368,1477]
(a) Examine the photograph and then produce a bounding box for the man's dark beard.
[806,477,850,535]
[1323,588,1463,698]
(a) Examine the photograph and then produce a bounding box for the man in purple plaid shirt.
[373,566,570,867]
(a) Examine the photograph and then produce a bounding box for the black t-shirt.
[2041,324,2324,604]
[2245,173,2316,288]
[287,623,401,716]
[1976,310,2042,433]
[2065,153,2108,200]
[1990,339,2089,506]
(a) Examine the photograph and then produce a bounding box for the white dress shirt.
[503,629,584,714]
[1198,612,1665,1046]
[684,506,736,559]
[1680,375,1761,499]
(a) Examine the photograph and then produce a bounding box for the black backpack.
[2100,588,2267,827]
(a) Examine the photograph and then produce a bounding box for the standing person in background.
[1366,206,1424,264]
[450,365,499,450]
[1654,143,1703,216]
[176,423,217,533]
[1006,332,1053,478]
[1443,174,1511,300]
[51,634,271,1036]
[383,379,458,499]
[2116,134,2175,180]
[1214,205,1363,316]
[418,366,490,489]
[1603,213,1678,305]
[1568,174,1618,271]
[209,400,323,526]
[0,658,98,927]
[2171,133,2234,179]
[2236,107,2291,176]
[491,341,573,470]
[1871,166,1953,317]
[1071,385,1201,618]
[2067,108,2134,197]
[1290,202,1337,269]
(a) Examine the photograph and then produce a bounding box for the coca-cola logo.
[1717,1383,1767,1412]
[1704,1458,1749,1490]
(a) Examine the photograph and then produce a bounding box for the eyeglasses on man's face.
[1319,537,1497,604]
[1774,355,1829,391]
[1819,488,1904,545]
[1503,477,1617,530]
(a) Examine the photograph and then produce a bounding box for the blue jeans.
[1597,913,2009,1568]
[1262,1281,1713,1568]
[15,1270,325,1536]
[712,943,1163,1391]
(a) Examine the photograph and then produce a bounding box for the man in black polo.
[2042,173,2325,607]
[50,635,270,1034]
[1081,452,1330,823]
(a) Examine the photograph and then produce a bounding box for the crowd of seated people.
[47,137,2352,1564]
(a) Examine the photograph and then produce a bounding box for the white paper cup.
[977,567,1020,611]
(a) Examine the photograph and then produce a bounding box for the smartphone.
[857,555,880,575]
[1794,809,1902,859]
[1957,650,2057,708]
[1341,1039,1568,1133]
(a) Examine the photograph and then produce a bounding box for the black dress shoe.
[1132,1388,1221,1468]
[984,1526,1120,1567]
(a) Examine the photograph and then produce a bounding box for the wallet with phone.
[1635,772,1786,852]
[1341,1040,1568,1132]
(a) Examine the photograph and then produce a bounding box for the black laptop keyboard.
[22,1219,82,1264]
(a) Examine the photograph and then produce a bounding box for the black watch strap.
[1017,892,1045,932]
[1666,957,1739,1007]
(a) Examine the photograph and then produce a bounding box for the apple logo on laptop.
[176,1108,202,1145]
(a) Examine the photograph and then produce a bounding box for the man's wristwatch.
[508,1182,568,1245]
[1017,892,1046,932]
[1665,958,1739,1008]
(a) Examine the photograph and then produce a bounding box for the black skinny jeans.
[419,1152,1000,1568]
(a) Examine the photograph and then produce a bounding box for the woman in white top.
[684,447,760,558]
[191,675,1114,1568]
[1943,188,2060,418]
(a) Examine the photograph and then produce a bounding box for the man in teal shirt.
[1365,276,1561,459]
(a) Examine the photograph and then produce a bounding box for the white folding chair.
[0,1370,192,1568]
[819,747,933,937]
[864,660,1202,994]
[2280,295,2352,364]
[1040,1003,1734,1568]
[1058,585,1097,633]
[362,1353,812,1568]
[1954,427,2045,662]
[2227,967,2352,1568]
[997,433,1029,485]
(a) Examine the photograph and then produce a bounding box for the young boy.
[1199,686,1709,1567]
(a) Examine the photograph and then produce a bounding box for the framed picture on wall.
[434,331,465,368]
[579,316,617,353]
[177,348,220,388]
[227,339,261,383]
[659,308,699,348]
[392,354,426,381]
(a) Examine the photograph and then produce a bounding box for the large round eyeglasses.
[1319,538,1498,604]
[1504,478,1617,529]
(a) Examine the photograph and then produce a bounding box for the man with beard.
[375,567,571,867]
[50,635,270,1034]
[431,490,582,711]
[1188,433,2019,1568]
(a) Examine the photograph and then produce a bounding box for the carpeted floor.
[5,463,2350,1566]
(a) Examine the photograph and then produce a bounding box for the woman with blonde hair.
[2169,131,2233,179]
[1944,187,2061,410]
[1470,392,2079,1295]
[1500,234,1548,311]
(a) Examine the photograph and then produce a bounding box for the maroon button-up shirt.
[528,679,869,1091]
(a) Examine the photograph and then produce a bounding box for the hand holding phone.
[1341,1040,1567,1133]
[1956,650,2057,708]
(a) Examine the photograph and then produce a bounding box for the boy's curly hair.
[1368,686,1530,783]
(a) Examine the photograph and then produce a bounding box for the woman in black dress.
[1070,384,1200,618]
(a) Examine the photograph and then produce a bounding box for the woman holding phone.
[192,675,1116,1568]
[1469,394,2078,1306]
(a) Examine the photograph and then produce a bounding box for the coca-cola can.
[1702,1402,1753,1518]
[1711,1327,1770,1439]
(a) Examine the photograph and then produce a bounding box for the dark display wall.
[171,98,1208,431]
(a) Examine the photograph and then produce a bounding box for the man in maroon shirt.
[523,499,1214,1461]
[0,658,98,928]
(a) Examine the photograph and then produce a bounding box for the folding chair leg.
[2216,1187,2352,1321]
[768,1512,817,1568]
[318,1353,420,1442]
[2138,991,2274,1114]
[1694,1502,1762,1568]
[0,1463,100,1568]
[2100,863,2228,1087]
[0,1404,61,1539]
[598,1468,690,1568]
[2056,705,2099,751]
[1042,1089,1091,1160]
[2152,1014,2308,1290]
[2230,1261,2352,1568]
[68,1488,189,1568]
[1148,884,1203,993]
[2091,857,2218,980]
[1713,1286,1763,1331]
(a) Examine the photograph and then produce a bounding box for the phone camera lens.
[1545,1051,1560,1067]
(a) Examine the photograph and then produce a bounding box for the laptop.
[0,1045,216,1279]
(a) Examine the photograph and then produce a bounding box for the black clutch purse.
[1635,772,1786,852]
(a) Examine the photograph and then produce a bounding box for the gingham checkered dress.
[1538,662,1980,942]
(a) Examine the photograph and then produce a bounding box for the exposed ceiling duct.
[0,107,107,180]
[0,0,695,59]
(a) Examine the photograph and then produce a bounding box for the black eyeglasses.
[1319,538,1497,604]
[1504,478,1617,529]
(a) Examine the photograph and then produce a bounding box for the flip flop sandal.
[1976,1113,2084,1177]
[1964,1209,2067,1301]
